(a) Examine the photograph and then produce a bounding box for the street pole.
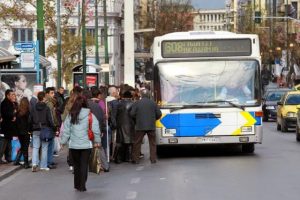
[82,0,87,88]
[37,0,45,87]
[103,0,109,84]
[57,0,62,88]
[95,0,99,65]
[37,0,45,57]
[124,0,135,87]
[285,0,289,71]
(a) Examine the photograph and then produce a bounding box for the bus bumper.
[156,126,263,145]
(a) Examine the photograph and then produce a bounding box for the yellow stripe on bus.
[231,111,257,136]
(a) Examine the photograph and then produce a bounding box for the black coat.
[16,112,31,136]
[0,98,18,139]
[130,97,162,131]
[116,99,135,144]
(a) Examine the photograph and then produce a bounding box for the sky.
[191,0,226,9]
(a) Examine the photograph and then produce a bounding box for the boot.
[125,144,133,162]
[14,151,22,166]
[23,155,30,169]
[113,145,122,164]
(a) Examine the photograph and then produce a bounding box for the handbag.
[88,112,94,141]
[40,126,54,142]
[89,147,102,174]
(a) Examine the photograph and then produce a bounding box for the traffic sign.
[14,42,35,51]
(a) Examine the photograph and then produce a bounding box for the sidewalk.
[0,163,22,182]
[0,143,33,182]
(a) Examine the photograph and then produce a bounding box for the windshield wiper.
[207,100,245,111]
[162,104,212,113]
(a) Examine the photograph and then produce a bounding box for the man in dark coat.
[0,89,18,163]
[130,89,162,164]
[114,91,135,163]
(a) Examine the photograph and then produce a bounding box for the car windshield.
[157,60,260,106]
[266,91,287,101]
[285,94,300,105]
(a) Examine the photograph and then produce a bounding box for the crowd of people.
[0,83,162,192]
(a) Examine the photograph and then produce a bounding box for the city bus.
[151,31,263,154]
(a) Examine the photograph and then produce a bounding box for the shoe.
[104,168,109,172]
[53,153,59,157]
[32,165,38,172]
[40,167,50,171]
[48,164,57,169]
[151,160,157,164]
[69,166,74,171]
[131,160,139,164]
[0,160,8,164]
[139,153,144,159]
[114,159,122,164]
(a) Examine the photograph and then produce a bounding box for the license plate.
[197,137,218,143]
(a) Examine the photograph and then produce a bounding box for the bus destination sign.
[162,39,252,58]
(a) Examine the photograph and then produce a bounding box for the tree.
[0,0,95,86]
[142,0,194,49]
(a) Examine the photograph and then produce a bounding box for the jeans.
[47,139,54,165]
[32,131,49,168]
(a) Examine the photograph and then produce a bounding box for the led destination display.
[162,39,252,58]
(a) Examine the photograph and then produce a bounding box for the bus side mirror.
[145,60,153,80]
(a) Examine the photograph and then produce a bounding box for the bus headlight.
[163,129,176,137]
[241,126,252,132]
[287,112,296,118]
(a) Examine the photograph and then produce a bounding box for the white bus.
[151,31,263,154]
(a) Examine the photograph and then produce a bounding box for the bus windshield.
[157,60,260,106]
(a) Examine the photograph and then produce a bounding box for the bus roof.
[156,31,258,40]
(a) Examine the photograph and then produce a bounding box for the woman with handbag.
[61,95,101,192]
[15,97,31,168]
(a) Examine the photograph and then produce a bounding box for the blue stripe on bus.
[249,112,262,125]
[161,113,221,136]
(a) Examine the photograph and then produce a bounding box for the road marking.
[126,191,137,199]
[130,177,141,184]
[136,166,144,171]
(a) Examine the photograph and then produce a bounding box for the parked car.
[277,91,300,132]
[262,88,290,121]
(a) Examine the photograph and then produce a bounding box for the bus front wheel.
[156,146,166,157]
[242,143,255,154]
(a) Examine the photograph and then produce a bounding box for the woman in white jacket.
[61,95,101,192]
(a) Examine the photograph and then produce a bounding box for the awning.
[39,55,51,68]
[0,47,16,63]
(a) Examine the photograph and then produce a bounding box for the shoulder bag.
[88,112,94,141]
[40,125,54,142]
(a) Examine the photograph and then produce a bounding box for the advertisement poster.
[0,73,37,103]
[73,73,98,88]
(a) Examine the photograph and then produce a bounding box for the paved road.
[1,122,300,200]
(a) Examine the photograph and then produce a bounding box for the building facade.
[0,0,144,86]
[193,9,230,31]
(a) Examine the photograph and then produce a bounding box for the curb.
[0,165,23,182]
